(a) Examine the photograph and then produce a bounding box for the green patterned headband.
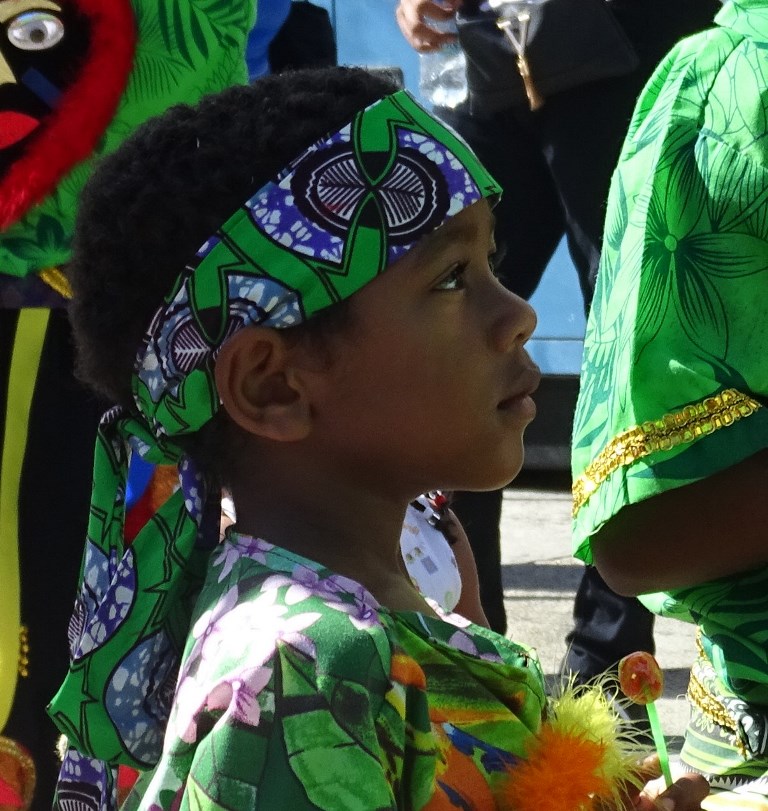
[134,89,500,439]
[49,89,501,802]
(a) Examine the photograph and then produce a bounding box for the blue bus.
[314,0,585,468]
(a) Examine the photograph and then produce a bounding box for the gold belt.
[688,666,747,758]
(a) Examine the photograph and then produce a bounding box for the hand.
[635,772,709,811]
[596,756,710,811]
[395,0,460,52]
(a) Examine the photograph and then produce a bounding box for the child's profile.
[48,67,708,811]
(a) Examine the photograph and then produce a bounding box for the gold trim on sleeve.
[573,389,763,516]
[38,266,73,300]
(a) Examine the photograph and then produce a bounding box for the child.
[48,68,708,811]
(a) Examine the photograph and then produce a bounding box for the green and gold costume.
[572,0,768,796]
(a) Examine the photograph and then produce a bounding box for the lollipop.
[618,651,672,787]
[619,651,664,705]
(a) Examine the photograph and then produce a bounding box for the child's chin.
[462,458,525,492]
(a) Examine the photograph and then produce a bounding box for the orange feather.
[501,725,611,811]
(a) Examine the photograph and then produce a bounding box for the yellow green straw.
[646,700,672,787]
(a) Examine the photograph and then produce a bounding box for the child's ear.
[214,327,312,442]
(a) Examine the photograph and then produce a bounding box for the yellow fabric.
[0,309,49,731]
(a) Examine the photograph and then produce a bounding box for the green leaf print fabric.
[122,533,546,810]
[572,0,768,704]
[0,0,254,279]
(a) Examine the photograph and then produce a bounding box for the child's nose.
[489,287,537,353]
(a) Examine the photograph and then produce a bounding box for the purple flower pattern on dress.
[116,530,547,811]
[211,533,267,582]
[172,583,321,743]
[447,629,505,663]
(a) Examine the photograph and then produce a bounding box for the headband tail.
[48,411,219,773]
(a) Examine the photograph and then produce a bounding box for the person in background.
[245,0,292,79]
[572,0,768,804]
[245,0,337,82]
[394,0,719,683]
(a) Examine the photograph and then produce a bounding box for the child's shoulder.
[191,534,396,681]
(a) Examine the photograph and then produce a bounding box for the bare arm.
[591,447,768,596]
[395,0,460,52]
[446,509,491,627]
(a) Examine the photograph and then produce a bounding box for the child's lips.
[0,111,39,150]
[497,365,541,418]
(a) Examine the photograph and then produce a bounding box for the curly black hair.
[69,67,398,407]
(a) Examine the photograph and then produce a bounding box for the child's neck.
[232,476,438,616]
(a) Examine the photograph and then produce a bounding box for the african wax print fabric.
[571,0,768,792]
[48,89,502,810]
[109,531,546,811]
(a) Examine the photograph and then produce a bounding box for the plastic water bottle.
[418,16,468,109]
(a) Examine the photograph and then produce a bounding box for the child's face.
[311,199,539,497]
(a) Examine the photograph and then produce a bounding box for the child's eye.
[434,263,468,291]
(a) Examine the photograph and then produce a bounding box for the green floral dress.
[571,0,768,794]
[118,532,546,810]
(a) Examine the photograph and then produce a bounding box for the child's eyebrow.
[417,210,497,255]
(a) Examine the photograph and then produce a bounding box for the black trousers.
[0,309,104,811]
[565,564,657,679]
[441,0,720,645]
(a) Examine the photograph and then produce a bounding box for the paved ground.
[499,473,697,754]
